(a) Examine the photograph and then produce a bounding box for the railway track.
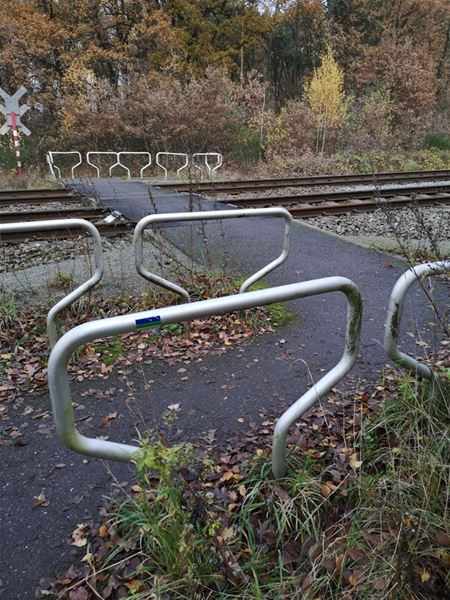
[1,172,449,241]
[0,222,130,243]
[220,182,450,207]
[0,188,79,206]
[0,187,130,243]
[159,169,450,194]
[287,192,450,218]
[216,183,450,218]
[0,207,108,224]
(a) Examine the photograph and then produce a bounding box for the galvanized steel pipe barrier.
[115,151,152,179]
[86,151,118,178]
[192,152,223,177]
[133,207,293,303]
[155,152,189,179]
[272,277,362,477]
[47,276,362,477]
[46,151,83,179]
[0,219,104,347]
[384,260,450,381]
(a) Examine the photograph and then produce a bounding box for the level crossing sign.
[0,86,30,135]
[0,86,31,175]
[0,85,31,176]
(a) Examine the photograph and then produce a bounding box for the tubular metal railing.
[46,151,83,179]
[192,152,223,177]
[0,219,104,347]
[133,207,293,303]
[116,151,152,179]
[272,277,362,477]
[86,151,118,178]
[46,151,224,179]
[384,260,450,383]
[47,276,362,477]
[155,152,189,179]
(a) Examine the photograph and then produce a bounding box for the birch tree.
[305,47,347,154]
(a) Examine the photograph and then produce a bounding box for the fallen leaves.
[0,291,277,420]
[349,453,362,469]
[99,411,118,428]
[320,480,337,498]
[419,566,431,583]
[71,523,90,547]
[68,587,89,600]
[435,530,450,547]
[33,491,49,508]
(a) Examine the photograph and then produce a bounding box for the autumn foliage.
[0,1,449,169]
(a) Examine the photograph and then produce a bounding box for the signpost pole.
[0,86,30,176]
[9,111,23,176]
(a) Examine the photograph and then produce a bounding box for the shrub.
[265,100,315,158]
[345,88,395,152]
[424,132,450,151]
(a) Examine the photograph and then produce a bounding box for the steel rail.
[0,207,107,223]
[47,276,362,478]
[0,195,78,207]
[158,169,450,194]
[287,192,450,218]
[0,188,72,199]
[0,222,130,243]
[219,183,450,208]
[0,197,86,207]
[0,219,104,347]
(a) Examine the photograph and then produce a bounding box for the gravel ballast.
[307,206,450,242]
[209,182,450,254]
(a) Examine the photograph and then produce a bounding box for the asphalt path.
[1,179,448,598]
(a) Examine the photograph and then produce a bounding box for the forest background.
[0,0,450,175]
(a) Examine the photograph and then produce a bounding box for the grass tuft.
[69,370,450,599]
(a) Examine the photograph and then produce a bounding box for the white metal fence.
[46,150,223,180]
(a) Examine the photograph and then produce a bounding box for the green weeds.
[0,290,18,331]
[75,371,449,599]
[424,132,450,151]
[96,339,126,365]
[47,270,75,291]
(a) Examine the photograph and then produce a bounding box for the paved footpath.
[1,179,448,598]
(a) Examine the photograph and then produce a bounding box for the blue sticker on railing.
[135,316,161,329]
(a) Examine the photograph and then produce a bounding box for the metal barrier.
[133,207,293,303]
[384,260,450,382]
[46,151,83,179]
[155,152,189,179]
[47,276,362,476]
[0,219,104,347]
[45,151,223,180]
[111,151,152,179]
[86,151,118,178]
[272,278,361,477]
[192,152,223,177]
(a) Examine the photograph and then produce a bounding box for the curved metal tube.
[115,151,152,179]
[384,260,450,380]
[133,207,293,303]
[155,152,189,179]
[47,277,361,471]
[46,151,57,178]
[272,278,362,478]
[86,151,118,178]
[192,152,223,177]
[47,151,83,179]
[0,219,104,347]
